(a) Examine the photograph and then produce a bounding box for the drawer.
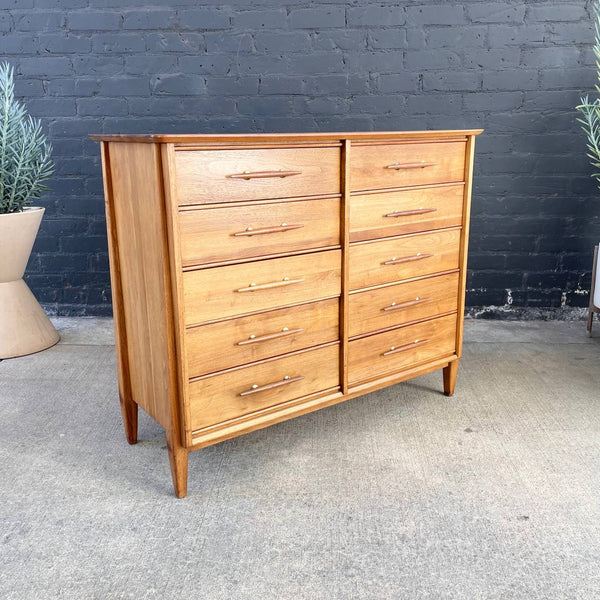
[349,272,459,338]
[348,314,456,384]
[179,197,340,267]
[183,250,341,325]
[350,184,464,242]
[175,147,341,205]
[349,229,460,290]
[350,141,466,192]
[186,298,339,377]
[188,344,340,431]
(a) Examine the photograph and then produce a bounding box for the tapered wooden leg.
[119,393,138,445]
[443,360,459,397]
[166,429,188,498]
[587,310,594,337]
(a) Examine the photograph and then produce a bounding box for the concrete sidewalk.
[1,319,600,599]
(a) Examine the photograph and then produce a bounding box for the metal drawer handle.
[383,253,433,265]
[240,374,304,396]
[382,338,431,357]
[233,223,304,237]
[382,297,429,311]
[237,277,305,293]
[237,327,304,346]
[227,170,302,180]
[384,208,437,218]
[385,161,438,170]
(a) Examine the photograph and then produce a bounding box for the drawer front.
[350,142,466,192]
[349,272,459,338]
[188,344,340,431]
[183,250,341,325]
[179,197,340,267]
[350,184,464,242]
[349,229,460,290]
[348,314,456,384]
[186,298,339,377]
[175,147,341,205]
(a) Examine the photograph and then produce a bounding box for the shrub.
[577,2,600,189]
[0,62,54,214]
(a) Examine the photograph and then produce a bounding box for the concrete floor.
[1,318,600,599]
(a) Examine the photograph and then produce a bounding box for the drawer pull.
[227,170,303,180]
[382,297,430,311]
[237,327,305,346]
[233,223,304,237]
[237,277,305,293]
[383,253,433,265]
[385,161,438,170]
[382,338,431,357]
[384,207,437,218]
[239,374,305,396]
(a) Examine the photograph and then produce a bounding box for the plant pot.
[0,207,59,358]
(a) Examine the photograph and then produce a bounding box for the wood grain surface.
[348,313,456,384]
[349,228,461,290]
[179,197,340,267]
[349,183,464,242]
[350,141,466,191]
[186,298,339,377]
[175,147,340,204]
[183,249,342,325]
[349,272,459,338]
[188,344,340,430]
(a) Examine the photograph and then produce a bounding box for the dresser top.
[90,129,483,144]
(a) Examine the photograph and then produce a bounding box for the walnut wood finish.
[183,249,341,325]
[101,141,189,497]
[455,135,476,359]
[349,183,464,242]
[443,359,459,396]
[348,272,459,338]
[340,140,351,394]
[94,130,480,497]
[350,141,466,191]
[349,228,461,290]
[185,298,339,377]
[91,130,483,144]
[188,344,340,431]
[179,197,340,267]
[103,142,174,430]
[175,147,341,205]
[189,356,457,449]
[101,143,138,445]
[161,143,191,496]
[348,313,457,384]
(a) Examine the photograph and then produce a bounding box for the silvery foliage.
[577,2,600,188]
[0,62,54,214]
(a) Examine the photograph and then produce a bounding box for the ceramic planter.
[0,207,59,358]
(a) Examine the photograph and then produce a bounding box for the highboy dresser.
[93,130,481,497]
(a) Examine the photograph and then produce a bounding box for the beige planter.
[0,207,59,359]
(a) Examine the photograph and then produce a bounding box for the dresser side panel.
[161,143,193,446]
[100,142,132,418]
[456,135,476,357]
[107,141,174,429]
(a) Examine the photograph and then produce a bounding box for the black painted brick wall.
[1,0,598,316]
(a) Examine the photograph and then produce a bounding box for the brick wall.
[1,1,597,316]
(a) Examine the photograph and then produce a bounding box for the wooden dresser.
[93,130,481,497]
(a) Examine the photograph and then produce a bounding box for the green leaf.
[0,61,54,214]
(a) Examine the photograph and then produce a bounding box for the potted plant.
[576,2,600,334]
[576,1,600,185]
[0,62,59,358]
